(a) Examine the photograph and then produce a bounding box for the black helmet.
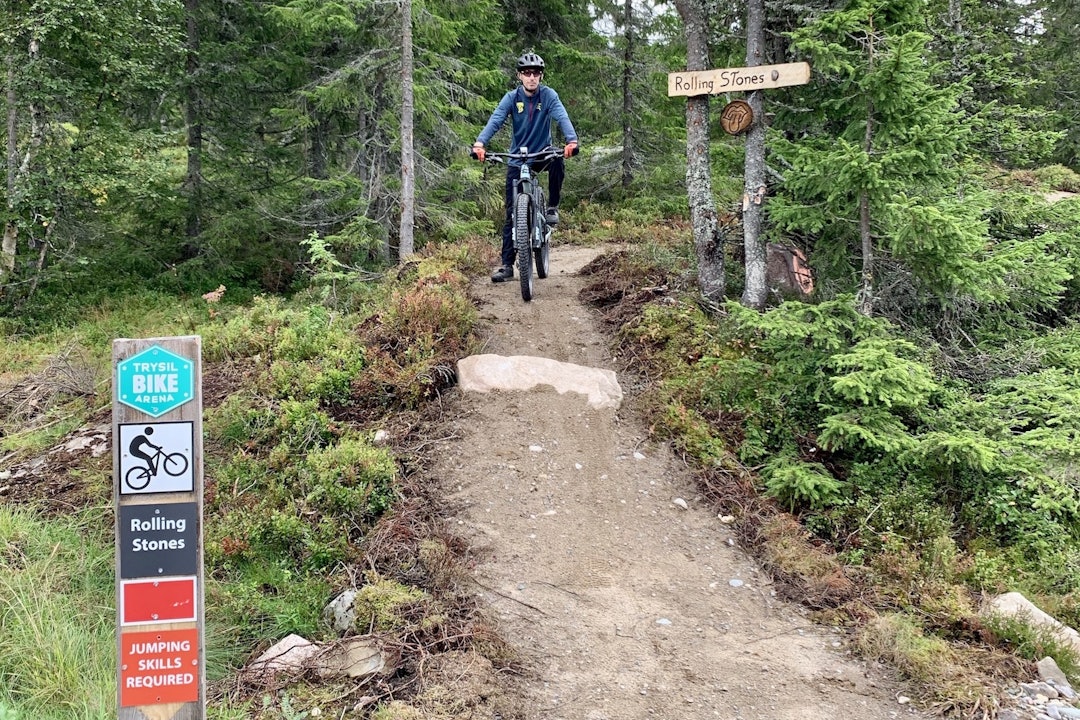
[516,52,545,72]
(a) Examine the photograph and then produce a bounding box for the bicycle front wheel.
[515,192,534,301]
[163,453,189,477]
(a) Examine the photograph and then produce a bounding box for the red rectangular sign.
[120,628,199,707]
[120,577,197,625]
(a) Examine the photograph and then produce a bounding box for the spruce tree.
[769,0,985,315]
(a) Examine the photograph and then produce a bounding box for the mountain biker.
[129,426,162,475]
[473,52,579,283]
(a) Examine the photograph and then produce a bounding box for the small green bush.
[302,437,397,517]
[984,611,1080,679]
[763,456,846,511]
[1033,164,1080,193]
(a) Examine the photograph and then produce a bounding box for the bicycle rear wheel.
[125,466,152,491]
[514,192,534,301]
[535,227,551,279]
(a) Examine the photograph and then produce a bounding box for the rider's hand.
[472,143,485,162]
[563,141,578,159]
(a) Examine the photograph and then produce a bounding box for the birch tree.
[740,0,767,309]
[399,0,415,259]
[1,0,182,297]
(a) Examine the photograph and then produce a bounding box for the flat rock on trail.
[434,245,922,720]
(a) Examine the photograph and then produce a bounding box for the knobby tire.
[515,192,534,301]
[535,228,551,279]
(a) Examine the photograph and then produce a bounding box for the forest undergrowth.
[2,183,1080,718]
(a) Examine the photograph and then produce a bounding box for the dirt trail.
[432,245,922,720]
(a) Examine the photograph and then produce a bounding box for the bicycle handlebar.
[470,145,579,163]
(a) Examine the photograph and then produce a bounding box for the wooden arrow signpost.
[668,61,810,98]
[667,58,812,309]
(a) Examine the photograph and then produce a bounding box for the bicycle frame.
[473,145,576,300]
[512,150,548,253]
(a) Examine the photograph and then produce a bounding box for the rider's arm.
[476,91,515,147]
[544,88,578,146]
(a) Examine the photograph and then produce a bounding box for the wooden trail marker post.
[113,336,205,720]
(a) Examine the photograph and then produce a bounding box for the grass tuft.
[0,507,114,720]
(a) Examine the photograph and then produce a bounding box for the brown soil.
[431,244,923,720]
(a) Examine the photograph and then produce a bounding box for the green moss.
[352,577,431,633]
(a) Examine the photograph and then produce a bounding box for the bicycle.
[472,145,578,301]
[125,446,189,491]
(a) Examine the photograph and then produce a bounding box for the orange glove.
[564,141,578,159]
[472,143,485,162]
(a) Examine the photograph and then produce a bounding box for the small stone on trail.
[634,451,646,460]
[672,498,689,510]
[656,618,672,626]
[719,514,735,524]
[530,445,544,452]
[729,578,744,588]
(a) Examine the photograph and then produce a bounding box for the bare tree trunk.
[183,0,203,252]
[858,24,876,317]
[858,190,873,315]
[4,37,42,281]
[309,113,330,239]
[23,209,56,301]
[948,0,963,68]
[674,0,724,302]
[3,53,17,278]
[620,0,634,189]
[741,0,768,310]
[398,0,415,259]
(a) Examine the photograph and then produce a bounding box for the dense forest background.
[6,1,1080,715]
[4,0,1075,326]
[1,0,1079,318]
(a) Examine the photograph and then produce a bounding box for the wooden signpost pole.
[113,336,205,720]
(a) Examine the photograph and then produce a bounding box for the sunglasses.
[519,69,542,77]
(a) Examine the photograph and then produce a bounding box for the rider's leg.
[501,166,521,266]
[544,157,565,224]
[546,157,565,209]
[491,166,521,282]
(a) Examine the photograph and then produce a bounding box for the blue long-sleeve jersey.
[475,85,577,166]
